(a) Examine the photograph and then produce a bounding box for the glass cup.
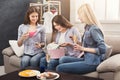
[46,53,51,63]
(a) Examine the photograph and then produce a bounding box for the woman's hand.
[60,42,72,47]
[60,43,68,47]
[21,32,29,41]
[18,32,29,47]
[74,44,84,51]
[35,42,41,48]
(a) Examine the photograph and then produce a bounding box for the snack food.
[19,70,40,77]
[37,72,59,79]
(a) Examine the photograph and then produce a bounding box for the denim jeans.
[40,57,59,70]
[59,56,84,64]
[40,57,47,69]
[21,52,45,69]
[48,59,59,70]
[56,56,98,74]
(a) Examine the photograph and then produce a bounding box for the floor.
[0,66,6,76]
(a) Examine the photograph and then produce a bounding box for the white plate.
[18,70,40,77]
[36,72,59,80]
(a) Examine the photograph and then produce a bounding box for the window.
[70,0,120,23]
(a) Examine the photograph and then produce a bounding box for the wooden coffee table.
[0,67,103,80]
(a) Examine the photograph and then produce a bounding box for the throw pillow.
[97,54,120,72]
[9,40,24,57]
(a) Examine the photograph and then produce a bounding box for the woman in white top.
[40,15,81,70]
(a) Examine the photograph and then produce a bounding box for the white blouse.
[43,11,58,33]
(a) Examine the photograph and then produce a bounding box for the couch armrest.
[2,47,15,57]
[97,54,120,72]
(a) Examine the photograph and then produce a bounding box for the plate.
[18,69,40,77]
[36,72,59,80]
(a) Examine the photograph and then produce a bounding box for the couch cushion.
[105,35,120,55]
[2,47,14,57]
[9,55,21,67]
[9,40,24,57]
[104,44,112,59]
[46,33,52,45]
[82,71,98,78]
[99,72,114,80]
[97,54,120,72]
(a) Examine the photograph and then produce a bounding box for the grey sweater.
[17,24,45,56]
[55,27,81,57]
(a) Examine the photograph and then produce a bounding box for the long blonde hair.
[78,3,102,28]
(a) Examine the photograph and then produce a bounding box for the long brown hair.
[52,15,73,33]
[23,6,40,25]
[51,15,73,42]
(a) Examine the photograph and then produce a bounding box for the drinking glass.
[46,53,51,63]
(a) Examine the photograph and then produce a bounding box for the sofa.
[2,33,120,80]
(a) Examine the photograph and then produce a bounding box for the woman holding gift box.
[40,15,82,70]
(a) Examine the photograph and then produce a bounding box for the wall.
[0,0,37,65]
[102,23,120,35]
[57,0,70,20]
[70,22,120,35]
[70,0,120,35]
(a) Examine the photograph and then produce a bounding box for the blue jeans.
[40,57,59,70]
[40,57,47,69]
[21,52,45,69]
[48,59,59,70]
[56,56,98,74]
[59,56,84,64]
